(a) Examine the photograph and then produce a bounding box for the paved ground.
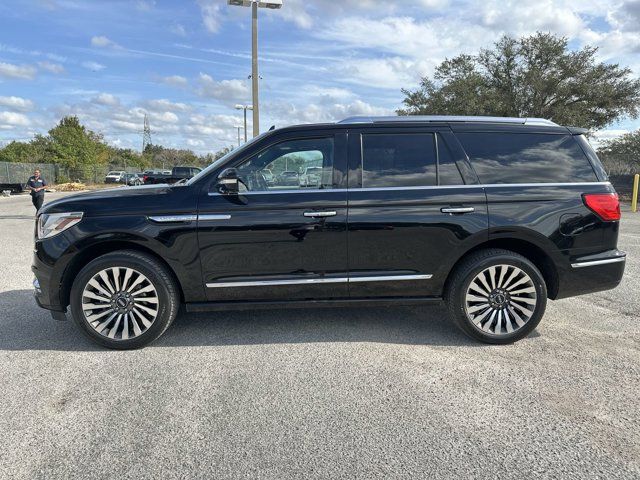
[0,191,638,479]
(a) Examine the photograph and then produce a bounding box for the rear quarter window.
[456,132,598,184]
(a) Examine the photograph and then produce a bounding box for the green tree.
[398,33,640,130]
[0,141,35,163]
[110,148,148,170]
[598,130,640,158]
[596,130,640,175]
[47,116,108,167]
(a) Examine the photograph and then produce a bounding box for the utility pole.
[228,0,283,138]
[251,1,259,137]
[235,104,252,142]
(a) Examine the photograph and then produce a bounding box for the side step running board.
[185,297,442,312]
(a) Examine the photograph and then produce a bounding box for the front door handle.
[304,211,337,218]
[441,207,475,214]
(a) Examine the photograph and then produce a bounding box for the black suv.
[33,116,626,349]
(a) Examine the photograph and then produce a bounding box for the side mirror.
[217,168,240,194]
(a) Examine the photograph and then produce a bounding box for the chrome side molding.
[198,214,232,221]
[149,214,232,223]
[206,274,432,288]
[571,257,625,268]
[148,214,197,223]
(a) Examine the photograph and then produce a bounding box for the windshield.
[187,132,269,185]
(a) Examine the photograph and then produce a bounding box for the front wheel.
[70,250,180,349]
[445,248,547,344]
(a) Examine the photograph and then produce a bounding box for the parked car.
[104,171,126,184]
[143,166,202,185]
[123,173,143,186]
[299,166,323,187]
[277,170,299,186]
[262,168,275,185]
[33,115,625,349]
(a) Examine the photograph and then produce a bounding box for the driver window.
[236,137,334,192]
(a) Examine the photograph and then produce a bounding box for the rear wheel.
[70,250,179,349]
[445,248,547,344]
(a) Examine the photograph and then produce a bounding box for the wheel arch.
[60,241,185,309]
[444,237,560,299]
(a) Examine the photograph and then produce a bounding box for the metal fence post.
[632,174,639,213]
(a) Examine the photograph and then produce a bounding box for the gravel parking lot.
[0,191,638,479]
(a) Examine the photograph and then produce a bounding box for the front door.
[346,127,488,298]
[197,131,349,302]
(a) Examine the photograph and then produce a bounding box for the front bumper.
[555,249,626,299]
[32,238,67,313]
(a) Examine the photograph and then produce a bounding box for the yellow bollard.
[632,174,639,213]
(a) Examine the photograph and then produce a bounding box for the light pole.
[235,126,242,146]
[235,104,253,143]
[228,0,283,137]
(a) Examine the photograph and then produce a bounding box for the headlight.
[37,212,83,239]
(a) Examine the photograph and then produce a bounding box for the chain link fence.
[0,162,146,186]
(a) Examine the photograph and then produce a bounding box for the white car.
[105,171,126,184]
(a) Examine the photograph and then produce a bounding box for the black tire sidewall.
[450,252,547,344]
[70,252,176,349]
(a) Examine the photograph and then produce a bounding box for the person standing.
[27,168,47,212]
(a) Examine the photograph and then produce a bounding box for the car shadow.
[0,289,485,351]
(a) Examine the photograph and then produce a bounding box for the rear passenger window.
[362,133,436,187]
[457,132,597,184]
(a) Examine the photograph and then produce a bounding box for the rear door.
[197,130,349,302]
[346,126,488,298]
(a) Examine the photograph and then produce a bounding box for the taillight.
[583,193,620,221]
[143,175,148,183]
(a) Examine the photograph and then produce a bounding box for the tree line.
[0,115,232,171]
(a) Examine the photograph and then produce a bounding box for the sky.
[0,0,639,155]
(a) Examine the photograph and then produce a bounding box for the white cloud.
[91,35,121,49]
[0,62,37,80]
[0,111,31,127]
[154,111,179,123]
[0,96,34,112]
[112,120,140,133]
[142,99,190,112]
[477,0,586,37]
[187,138,205,147]
[337,57,431,89]
[197,73,250,102]
[591,129,631,147]
[197,0,223,33]
[161,75,188,87]
[170,23,187,36]
[608,0,640,32]
[81,61,106,71]
[136,0,155,11]
[92,93,120,106]
[38,61,65,74]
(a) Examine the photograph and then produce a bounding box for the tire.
[445,248,547,344]
[70,250,180,349]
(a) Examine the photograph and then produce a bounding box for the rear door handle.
[441,207,475,214]
[304,211,337,218]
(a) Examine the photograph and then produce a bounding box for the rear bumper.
[555,249,626,299]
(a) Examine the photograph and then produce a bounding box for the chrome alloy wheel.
[464,264,537,336]
[81,267,159,340]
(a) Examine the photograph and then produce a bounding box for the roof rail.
[337,115,559,127]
